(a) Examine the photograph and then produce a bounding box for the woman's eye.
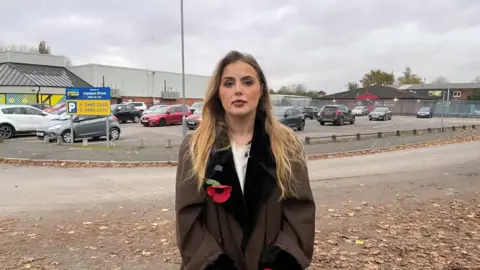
[244,80,253,86]
[224,81,234,87]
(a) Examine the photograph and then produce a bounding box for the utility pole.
[180,0,187,138]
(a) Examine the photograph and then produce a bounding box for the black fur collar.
[205,115,277,250]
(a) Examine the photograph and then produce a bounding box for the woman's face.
[218,61,262,118]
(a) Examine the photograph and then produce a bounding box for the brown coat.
[175,119,315,270]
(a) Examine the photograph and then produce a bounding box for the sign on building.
[66,87,111,116]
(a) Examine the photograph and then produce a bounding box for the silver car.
[36,114,121,143]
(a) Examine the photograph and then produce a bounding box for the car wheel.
[109,127,120,141]
[298,121,305,131]
[158,118,166,126]
[350,117,355,124]
[133,115,140,123]
[319,121,325,126]
[61,130,73,143]
[0,124,15,139]
[369,118,373,121]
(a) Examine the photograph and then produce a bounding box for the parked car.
[30,103,51,110]
[141,104,191,127]
[275,107,305,131]
[351,105,369,116]
[317,104,355,126]
[186,107,202,130]
[143,104,168,115]
[36,113,121,143]
[0,105,57,139]
[189,101,204,113]
[43,102,65,113]
[369,107,392,121]
[416,107,434,118]
[122,101,147,112]
[111,104,142,123]
[302,107,320,119]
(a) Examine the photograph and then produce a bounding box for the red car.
[186,108,202,130]
[141,104,191,127]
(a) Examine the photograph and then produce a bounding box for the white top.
[231,141,251,194]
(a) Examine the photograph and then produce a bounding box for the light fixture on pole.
[180,0,187,138]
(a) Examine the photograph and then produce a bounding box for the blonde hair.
[188,51,306,198]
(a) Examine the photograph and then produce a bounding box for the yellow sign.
[67,100,111,116]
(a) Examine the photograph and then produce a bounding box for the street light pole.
[180,0,187,138]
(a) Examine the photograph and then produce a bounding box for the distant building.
[0,51,91,106]
[69,64,209,106]
[399,83,480,101]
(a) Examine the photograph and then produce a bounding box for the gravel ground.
[0,129,479,162]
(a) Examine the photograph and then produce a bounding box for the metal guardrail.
[304,124,478,145]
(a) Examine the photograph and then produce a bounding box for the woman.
[175,51,315,270]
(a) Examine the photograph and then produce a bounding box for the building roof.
[319,85,428,100]
[404,83,480,90]
[0,62,91,88]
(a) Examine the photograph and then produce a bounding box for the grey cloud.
[1,0,480,92]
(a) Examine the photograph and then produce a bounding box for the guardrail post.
[452,126,456,131]
[413,129,417,135]
[441,127,445,132]
[0,136,3,143]
[377,132,383,138]
[396,130,401,136]
[305,137,311,145]
[165,139,172,148]
[43,136,49,143]
[356,133,361,140]
[473,125,476,129]
[427,128,432,133]
[462,125,466,130]
[56,136,62,145]
[331,135,337,142]
[138,138,145,148]
[82,138,88,147]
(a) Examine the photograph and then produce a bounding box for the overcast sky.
[1,0,480,93]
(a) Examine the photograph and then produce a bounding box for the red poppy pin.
[205,179,232,204]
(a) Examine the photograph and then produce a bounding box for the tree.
[360,69,395,87]
[347,81,359,90]
[0,44,38,53]
[397,66,423,85]
[317,90,326,96]
[431,76,449,84]
[38,40,51,54]
[472,76,480,83]
[269,89,276,94]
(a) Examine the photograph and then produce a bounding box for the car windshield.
[353,106,365,110]
[194,108,203,114]
[373,108,387,112]
[275,108,287,117]
[419,107,431,112]
[153,107,169,113]
[191,102,203,108]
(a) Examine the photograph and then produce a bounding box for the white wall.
[69,64,210,99]
[0,51,67,67]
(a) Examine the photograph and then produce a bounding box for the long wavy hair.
[188,51,306,198]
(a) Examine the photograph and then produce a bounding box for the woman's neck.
[226,113,255,146]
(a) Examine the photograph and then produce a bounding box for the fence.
[304,124,478,145]
[272,98,480,117]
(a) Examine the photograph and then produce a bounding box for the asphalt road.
[1,140,480,269]
[2,139,480,216]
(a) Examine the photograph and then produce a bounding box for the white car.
[122,102,147,112]
[0,105,56,139]
[351,106,369,116]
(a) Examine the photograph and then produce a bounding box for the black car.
[369,107,393,121]
[416,107,434,118]
[275,107,305,131]
[317,105,355,126]
[302,107,320,119]
[111,104,142,123]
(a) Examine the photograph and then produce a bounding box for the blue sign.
[65,87,111,116]
[67,101,77,114]
[66,87,111,100]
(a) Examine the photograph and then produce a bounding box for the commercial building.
[0,51,208,107]
[69,64,208,106]
[0,51,91,106]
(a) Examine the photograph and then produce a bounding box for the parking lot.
[7,115,480,147]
